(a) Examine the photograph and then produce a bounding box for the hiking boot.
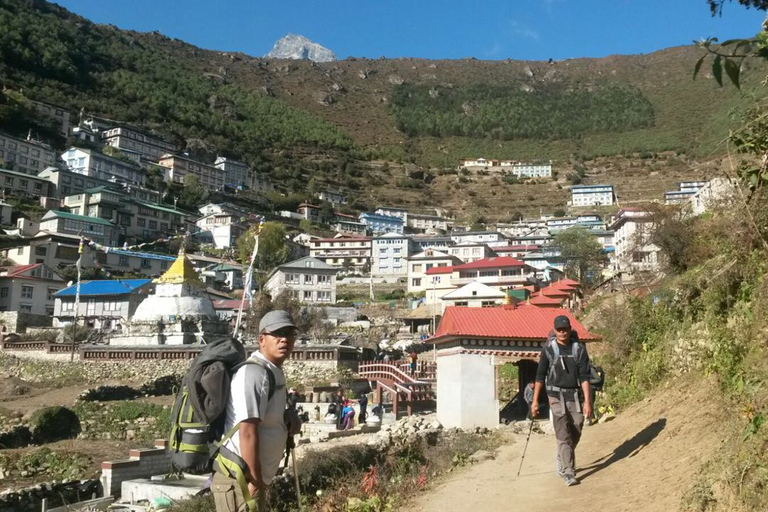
[563,475,579,487]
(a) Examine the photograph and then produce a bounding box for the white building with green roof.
[39,210,120,247]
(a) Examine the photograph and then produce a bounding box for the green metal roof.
[0,167,47,181]
[43,210,115,226]
[134,201,193,217]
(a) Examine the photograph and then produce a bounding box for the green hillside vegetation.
[390,83,655,140]
[0,0,764,212]
[0,0,353,167]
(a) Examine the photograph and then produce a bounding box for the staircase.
[358,360,436,419]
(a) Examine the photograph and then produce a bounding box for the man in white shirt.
[212,310,298,511]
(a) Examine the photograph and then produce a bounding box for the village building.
[318,189,346,205]
[0,167,51,198]
[439,281,506,311]
[411,235,453,251]
[158,153,225,190]
[406,249,462,294]
[688,177,736,216]
[332,213,367,235]
[359,212,405,235]
[374,206,408,222]
[493,245,540,259]
[263,256,339,304]
[450,230,508,247]
[609,207,660,274]
[459,159,552,179]
[570,184,616,207]
[61,147,145,186]
[0,132,58,175]
[430,304,598,428]
[0,263,64,315]
[371,233,417,278]
[446,243,496,263]
[309,235,372,273]
[407,213,452,232]
[40,210,120,247]
[508,233,553,246]
[424,266,456,305]
[214,157,250,190]
[101,126,176,162]
[195,203,251,249]
[298,203,322,224]
[53,279,153,331]
[0,201,12,226]
[37,167,112,198]
[63,185,188,241]
[27,98,72,137]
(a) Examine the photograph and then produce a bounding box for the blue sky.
[54,0,765,61]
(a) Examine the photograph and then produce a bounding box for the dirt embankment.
[405,376,726,512]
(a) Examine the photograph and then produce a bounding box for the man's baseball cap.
[259,310,296,334]
[554,315,571,330]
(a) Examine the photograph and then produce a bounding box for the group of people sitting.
[324,389,383,430]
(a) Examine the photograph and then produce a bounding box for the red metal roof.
[554,278,580,287]
[426,266,454,275]
[432,306,599,342]
[529,295,565,305]
[4,264,42,277]
[212,299,242,310]
[540,287,573,297]
[453,256,526,271]
[494,245,540,252]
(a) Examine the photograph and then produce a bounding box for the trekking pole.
[291,446,302,509]
[516,409,535,477]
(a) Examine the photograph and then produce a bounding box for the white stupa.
[109,248,229,346]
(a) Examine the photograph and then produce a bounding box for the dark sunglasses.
[265,328,296,338]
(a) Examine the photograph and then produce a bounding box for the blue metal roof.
[55,279,151,297]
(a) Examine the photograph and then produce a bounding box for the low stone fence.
[0,478,101,512]
[100,440,171,498]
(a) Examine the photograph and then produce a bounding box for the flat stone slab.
[121,475,209,503]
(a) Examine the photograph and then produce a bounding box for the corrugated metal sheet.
[433,305,598,341]
[55,279,151,297]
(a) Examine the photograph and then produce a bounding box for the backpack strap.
[215,358,281,449]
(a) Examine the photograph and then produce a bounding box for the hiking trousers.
[212,471,267,512]
[549,395,584,478]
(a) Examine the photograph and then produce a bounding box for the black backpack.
[168,337,275,474]
[589,364,606,391]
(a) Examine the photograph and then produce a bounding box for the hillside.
[0,0,763,218]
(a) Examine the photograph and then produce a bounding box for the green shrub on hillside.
[31,406,81,444]
[390,83,654,140]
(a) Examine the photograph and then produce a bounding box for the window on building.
[455,301,469,307]
[19,304,32,313]
[317,291,331,302]
[411,278,422,287]
[303,290,313,300]
[35,246,47,256]
[482,301,496,307]
[412,264,423,273]
[61,301,74,311]
[19,179,27,189]
[4,177,13,186]
[21,286,33,299]
[148,220,157,229]
[318,275,330,284]
[160,261,169,270]
[141,259,151,268]
[303,274,313,284]
[0,287,8,298]
[47,288,57,301]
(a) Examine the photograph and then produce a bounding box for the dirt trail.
[404,378,725,512]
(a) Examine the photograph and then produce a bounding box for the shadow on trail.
[579,418,667,481]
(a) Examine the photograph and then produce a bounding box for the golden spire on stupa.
[153,245,203,286]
